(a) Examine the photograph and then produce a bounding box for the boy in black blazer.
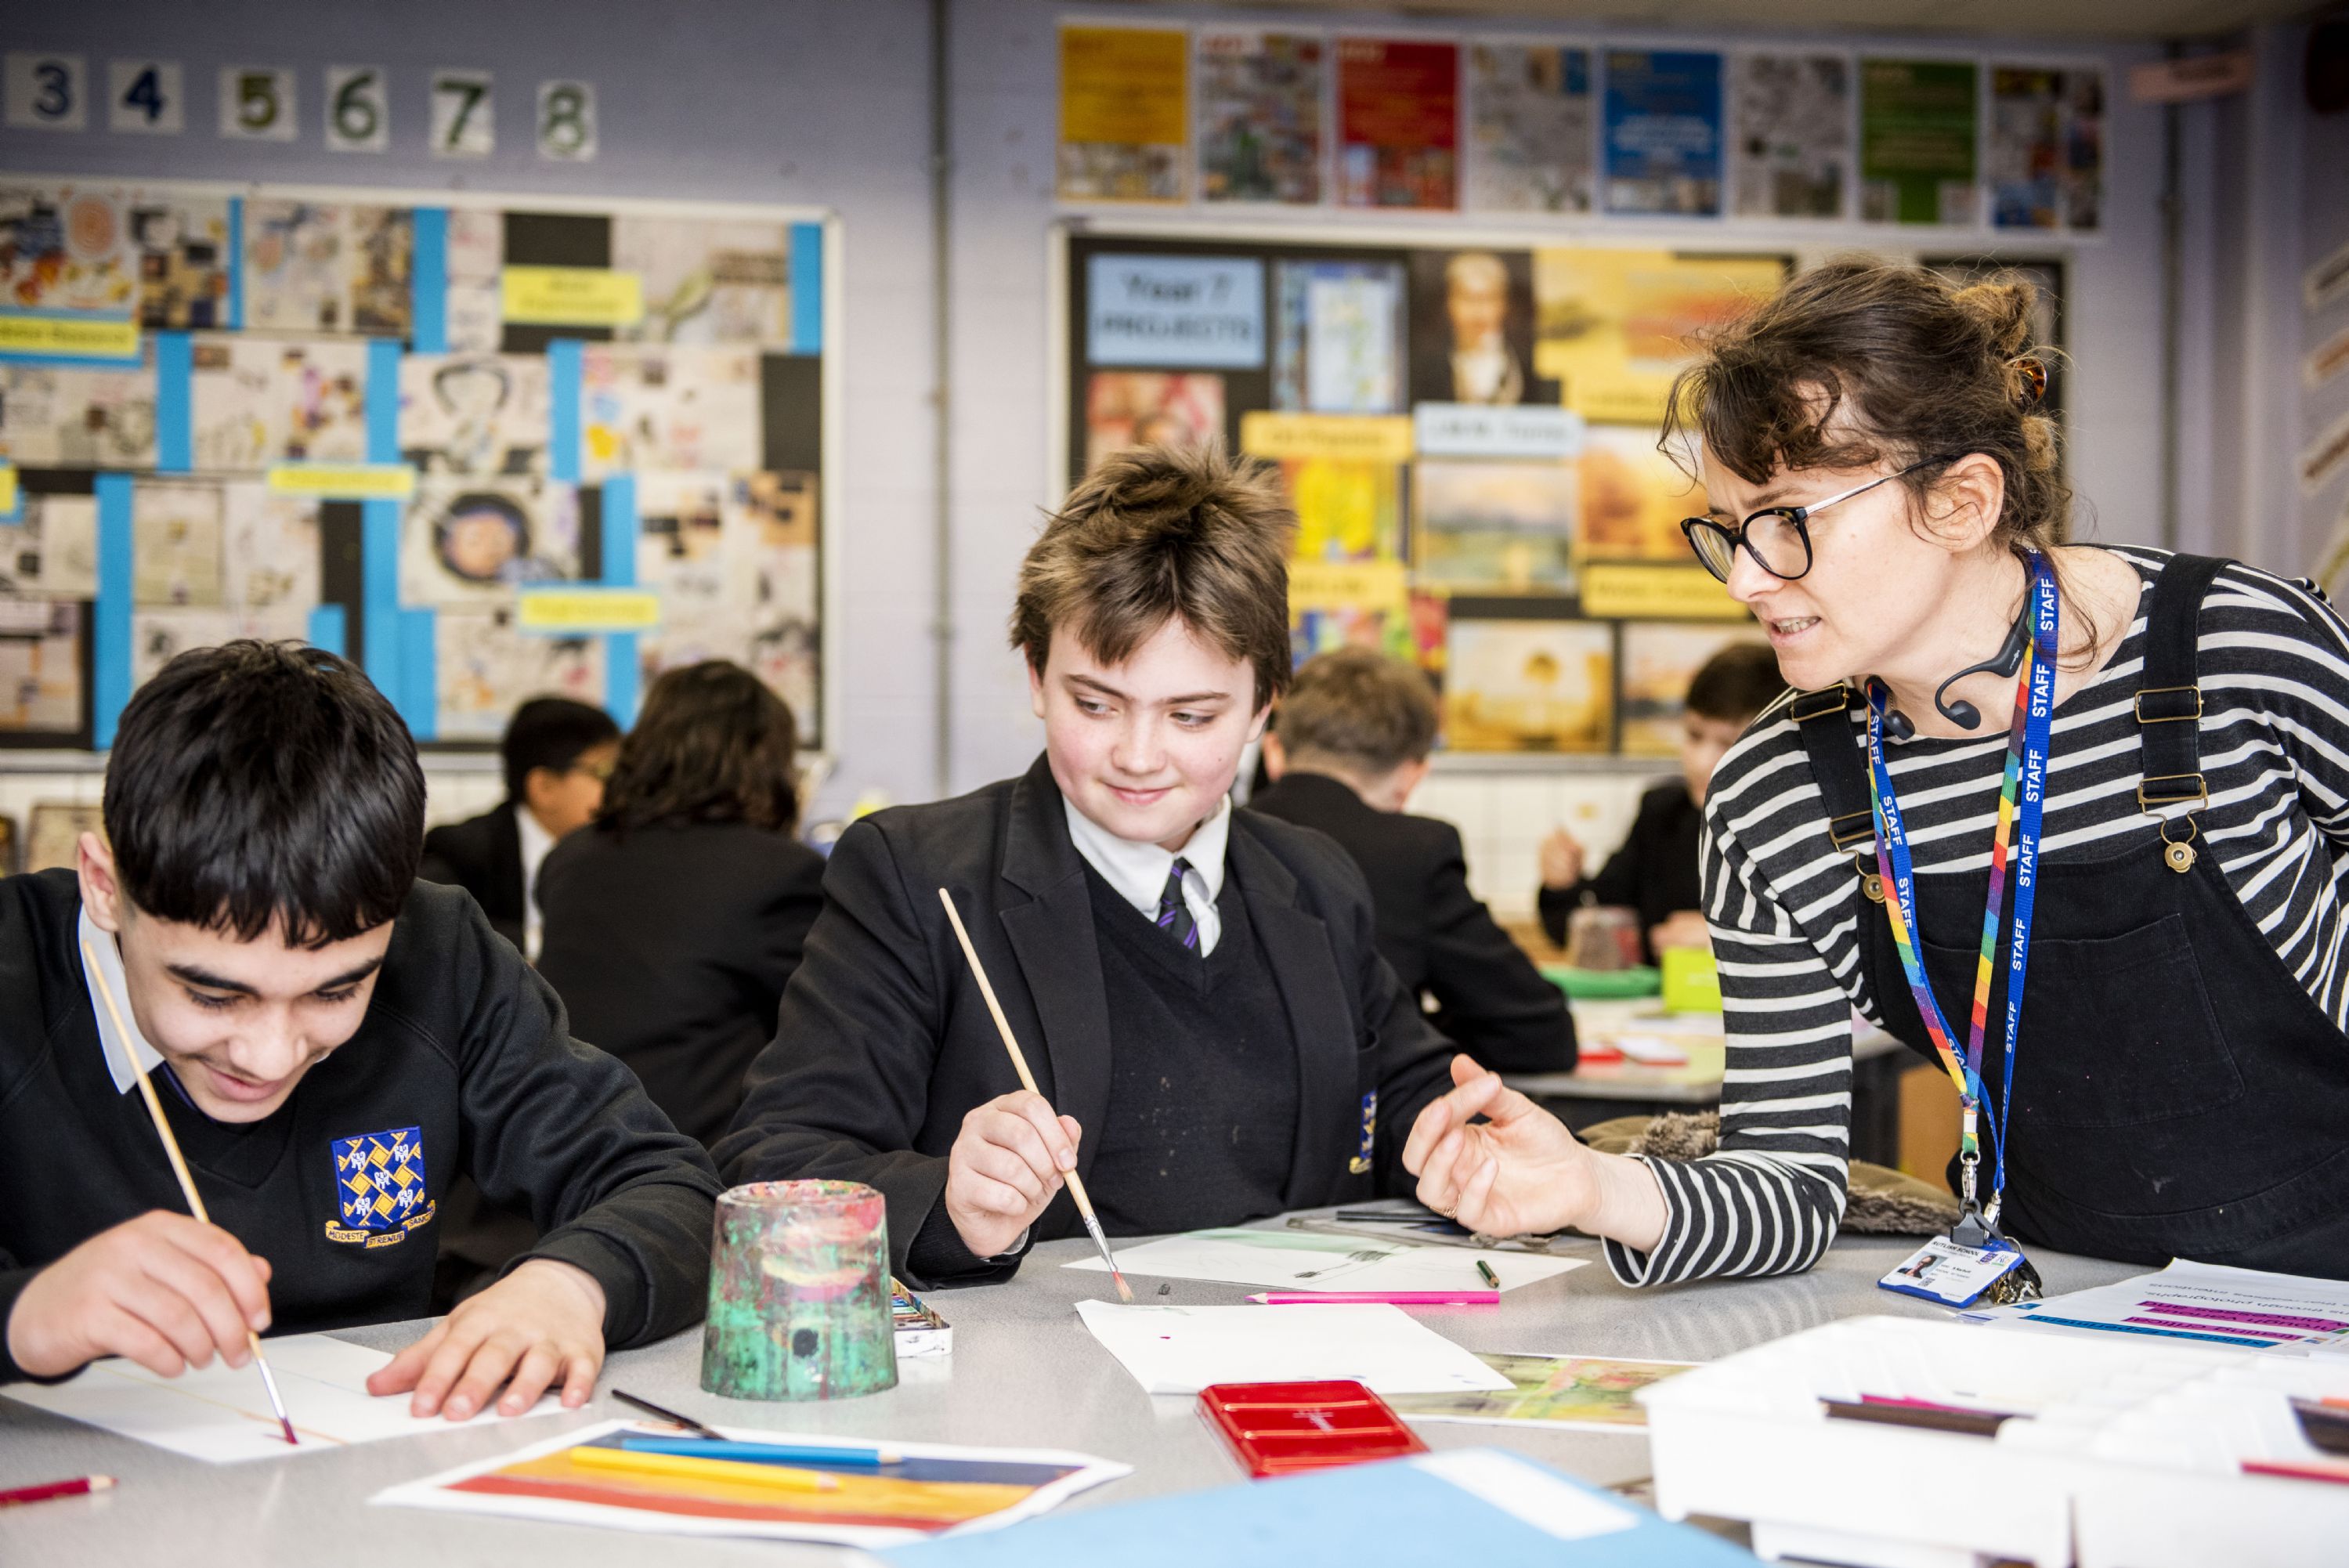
[716,446,1461,1288]
[1252,649,1575,1075]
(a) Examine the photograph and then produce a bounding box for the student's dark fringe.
[1014,442,1297,709]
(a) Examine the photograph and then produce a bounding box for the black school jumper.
[713,753,1461,1290]
[0,871,721,1382]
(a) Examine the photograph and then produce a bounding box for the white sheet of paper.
[1067,1227,1584,1293]
[2,1331,559,1462]
[1075,1300,1516,1396]
[1965,1259,2349,1353]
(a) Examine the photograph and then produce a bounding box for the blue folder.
[880,1447,1753,1568]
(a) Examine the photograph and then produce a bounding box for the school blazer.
[1249,772,1577,1075]
[417,805,526,951]
[714,754,1462,1287]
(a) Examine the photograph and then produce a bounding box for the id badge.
[1878,1235,2032,1309]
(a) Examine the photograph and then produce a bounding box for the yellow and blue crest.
[326,1126,435,1248]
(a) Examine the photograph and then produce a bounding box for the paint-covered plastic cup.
[700,1180,898,1401]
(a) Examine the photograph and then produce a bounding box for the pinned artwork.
[612,217,794,346]
[0,360,159,469]
[1084,372,1226,469]
[0,493,100,599]
[399,353,551,478]
[400,478,583,605]
[1444,618,1614,753]
[434,606,602,740]
[580,345,761,479]
[190,336,370,471]
[131,479,224,607]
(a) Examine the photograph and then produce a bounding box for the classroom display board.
[1065,231,2063,757]
[1059,20,2107,236]
[0,179,830,751]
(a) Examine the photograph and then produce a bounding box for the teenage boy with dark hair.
[1538,641,1783,963]
[420,695,620,959]
[0,643,719,1422]
[1252,648,1575,1075]
[716,446,1459,1288]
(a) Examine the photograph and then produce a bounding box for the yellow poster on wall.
[1059,25,1189,203]
[1578,425,1701,562]
[1532,250,1786,423]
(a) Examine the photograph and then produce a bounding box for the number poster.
[0,178,832,751]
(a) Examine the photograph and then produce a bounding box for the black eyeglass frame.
[1678,455,1964,584]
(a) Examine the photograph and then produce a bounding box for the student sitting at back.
[0,643,720,1421]
[418,695,620,960]
[1537,642,1783,963]
[1251,649,1576,1075]
[714,446,1460,1288]
[537,661,827,1149]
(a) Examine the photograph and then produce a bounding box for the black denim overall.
[1796,555,2349,1277]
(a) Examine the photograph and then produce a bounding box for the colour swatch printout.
[1968,1259,2349,1352]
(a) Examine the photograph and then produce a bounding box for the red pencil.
[0,1475,117,1508]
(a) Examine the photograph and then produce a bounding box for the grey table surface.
[0,1216,2140,1566]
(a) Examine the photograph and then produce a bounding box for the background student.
[714,445,1459,1289]
[537,660,826,1150]
[417,695,620,960]
[1537,643,1783,963]
[1251,647,1576,1074]
[0,642,717,1419]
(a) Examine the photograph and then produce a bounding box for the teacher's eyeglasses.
[1679,456,1960,584]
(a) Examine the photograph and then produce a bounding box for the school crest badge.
[325,1125,436,1248]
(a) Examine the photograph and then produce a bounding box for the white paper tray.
[1636,1315,2349,1568]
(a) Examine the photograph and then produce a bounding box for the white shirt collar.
[1062,793,1231,954]
[79,905,164,1094]
[515,803,557,961]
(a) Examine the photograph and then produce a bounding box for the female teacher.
[1408,258,2349,1284]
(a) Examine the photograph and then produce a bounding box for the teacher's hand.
[1404,1055,1600,1238]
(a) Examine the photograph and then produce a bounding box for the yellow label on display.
[1240,413,1413,464]
[0,314,142,359]
[266,464,417,500]
[0,464,17,517]
[1580,563,1747,620]
[517,588,663,632]
[500,266,646,327]
[1290,558,1408,614]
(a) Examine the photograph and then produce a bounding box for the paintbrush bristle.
[1111,1272,1134,1303]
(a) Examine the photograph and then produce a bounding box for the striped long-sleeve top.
[1606,547,2349,1287]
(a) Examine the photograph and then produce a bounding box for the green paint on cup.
[700,1179,898,1401]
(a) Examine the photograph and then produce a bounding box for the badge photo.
[326,1125,436,1248]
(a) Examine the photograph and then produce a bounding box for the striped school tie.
[1155,858,1200,953]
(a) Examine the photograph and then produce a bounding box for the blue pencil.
[619,1436,904,1469]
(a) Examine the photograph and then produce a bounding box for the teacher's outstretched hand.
[1404,1056,1669,1253]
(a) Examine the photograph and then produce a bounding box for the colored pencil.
[1247,1291,1500,1306]
[620,1435,904,1468]
[936,887,1134,1303]
[609,1387,723,1440]
[81,938,298,1447]
[0,1475,115,1508]
[1476,1260,1502,1289]
[569,1445,843,1492]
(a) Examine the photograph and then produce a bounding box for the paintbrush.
[81,938,299,1447]
[935,889,1134,1302]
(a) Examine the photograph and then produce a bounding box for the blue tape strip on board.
[398,607,437,740]
[361,499,403,714]
[93,474,135,749]
[602,472,639,727]
[226,198,244,330]
[305,604,347,658]
[410,208,450,356]
[154,332,193,473]
[365,338,402,464]
[548,338,584,482]
[790,223,823,354]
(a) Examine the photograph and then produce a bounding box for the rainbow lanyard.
[1863,551,2058,1222]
